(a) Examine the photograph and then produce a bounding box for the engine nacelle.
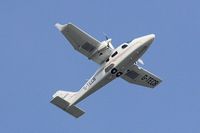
[97,39,114,51]
[90,39,114,64]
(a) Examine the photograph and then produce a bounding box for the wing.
[121,65,162,88]
[55,23,113,64]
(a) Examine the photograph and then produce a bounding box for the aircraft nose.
[131,34,155,58]
[143,34,155,45]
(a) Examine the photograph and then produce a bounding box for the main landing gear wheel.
[116,72,123,77]
[111,68,118,74]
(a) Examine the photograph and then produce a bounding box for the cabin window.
[121,44,128,49]
[105,64,114,72]
[111,51,118,57]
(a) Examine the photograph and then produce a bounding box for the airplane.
[51,23,162,118]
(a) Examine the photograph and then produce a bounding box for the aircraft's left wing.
[121,65,162,88]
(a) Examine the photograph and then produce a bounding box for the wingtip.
[55,22,75,31]
[55,23,64,31]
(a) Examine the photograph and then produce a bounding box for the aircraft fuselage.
[71,34,155,105]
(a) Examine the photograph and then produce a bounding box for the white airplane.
[51,23,162,118]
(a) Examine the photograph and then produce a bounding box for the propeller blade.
[103,33,109,40]
[138,58,144,65]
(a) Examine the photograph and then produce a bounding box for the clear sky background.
[1,0,200,132]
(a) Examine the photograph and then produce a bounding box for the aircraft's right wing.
[55,23,113,64]
[121,65,162,88]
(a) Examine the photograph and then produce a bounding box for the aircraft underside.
[51,23,162,118]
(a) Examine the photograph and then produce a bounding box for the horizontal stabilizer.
[51,96,85,118]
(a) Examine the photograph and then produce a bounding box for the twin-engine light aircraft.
[51,23,162,118]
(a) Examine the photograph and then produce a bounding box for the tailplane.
[50,90,85,118]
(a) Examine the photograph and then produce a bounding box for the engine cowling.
[90,39,114,64]
[98,39,114,51]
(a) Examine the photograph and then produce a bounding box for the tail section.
[52,90,77,104]
[50,90,85,118]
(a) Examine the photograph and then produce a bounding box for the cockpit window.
[105,58,109,62]
[121,44,128,49]
[111,51,118,57]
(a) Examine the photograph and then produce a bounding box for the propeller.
[102,33,114,49]
[137,58,144,65]
[103,33,109,40]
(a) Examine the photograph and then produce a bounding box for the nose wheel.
[116,72,123,77]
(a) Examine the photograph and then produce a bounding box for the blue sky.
[0,0,200,132]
